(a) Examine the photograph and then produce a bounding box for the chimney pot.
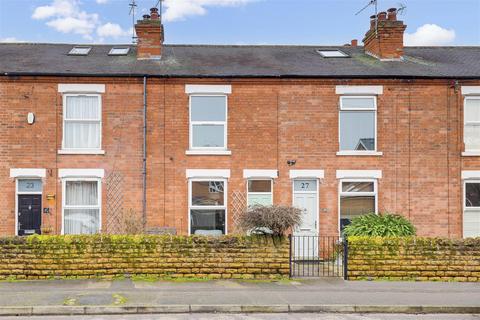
[150,7,160,20]
[370,15,376,29]
[143,14,150,20]
[377,11,387,20]
[351,39,358,47]
[387,8,397,20]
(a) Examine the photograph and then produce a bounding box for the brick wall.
[348,237,480,282]
[2,76,480,238]
[0,235,289,280]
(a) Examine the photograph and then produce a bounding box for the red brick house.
[1,8,480,238]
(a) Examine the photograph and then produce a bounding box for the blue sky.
[0,0,479,46]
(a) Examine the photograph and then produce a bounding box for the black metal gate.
[289,235,348,279]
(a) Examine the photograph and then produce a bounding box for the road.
[2,314,479,320]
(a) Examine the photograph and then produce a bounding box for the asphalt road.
[2,314,479,320]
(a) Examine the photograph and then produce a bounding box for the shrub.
[238,205,302,236]
[343,213,416,237]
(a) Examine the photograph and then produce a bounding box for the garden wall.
[0,235,289,280]
[348,237,480,282]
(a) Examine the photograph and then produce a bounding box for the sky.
[0,0,479,46]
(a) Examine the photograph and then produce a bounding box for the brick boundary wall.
[0,235,290,280]
[347,237,480,282]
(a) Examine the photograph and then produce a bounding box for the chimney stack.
[135,7,164,60]
[363,7,407,60]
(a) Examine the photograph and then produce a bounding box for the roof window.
[68,46,92,55]
[108,47,130,56]
[317,50,349,58]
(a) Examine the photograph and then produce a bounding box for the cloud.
[404,24,456,46]
[96,0,109,3]
[31,0,128,41]
[163,0,256,22]
[97,23,129,38]
[0,37,24,43]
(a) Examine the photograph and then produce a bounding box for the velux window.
[189,180,226,235]
[464,97,480,152]
[339,180,377,231]
[464,181,480,238]
[189,96,227,149]
[247,180,273,206]
[339,96,377,152]
[63,179,101,235]
[63,95,102,150]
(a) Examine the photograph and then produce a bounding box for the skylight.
[108,47,130,56]
[317,50,349,58]
[68,46,92,56]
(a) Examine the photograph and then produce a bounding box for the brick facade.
[1,75,479,238]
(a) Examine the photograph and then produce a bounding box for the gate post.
[288,234,292,278]
[343,237,348,280]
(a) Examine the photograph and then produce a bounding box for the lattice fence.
[105,171,125,234]
[231,190,247,234]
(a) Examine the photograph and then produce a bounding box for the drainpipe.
[142,76,147,230]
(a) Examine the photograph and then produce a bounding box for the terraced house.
[1,7,480,239]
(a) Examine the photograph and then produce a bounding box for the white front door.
[293,179,318,259]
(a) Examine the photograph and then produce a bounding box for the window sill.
[336,151,383,156]
[58,149,105,155]
[185,150,232,156]
[462,151,480,157]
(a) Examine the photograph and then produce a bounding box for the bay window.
[189,179,227,235]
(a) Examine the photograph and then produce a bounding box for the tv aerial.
[355,0,379,36]
[129,0,138,43]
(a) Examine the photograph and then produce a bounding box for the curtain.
[64,96,100,149]
[64,181,99,235]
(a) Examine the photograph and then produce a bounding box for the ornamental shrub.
[238,205,302,236]
[343,213,416,237]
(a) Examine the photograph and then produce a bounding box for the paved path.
[0,278,478,307]
[1,313,480,320]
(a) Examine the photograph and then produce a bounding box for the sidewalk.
[0,278,478,316]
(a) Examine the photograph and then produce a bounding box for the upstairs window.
[339,96,377,152]
[464,97,480,152]
[247,180,273,207]
[189,96,227,150]
[63,94,102,150]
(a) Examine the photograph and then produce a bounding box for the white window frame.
[61,177,102,235]
[338,178,378,233]
[188,178,228,235]
[247,179,273,207]
[463,179,480,238]
[463,96,480,155]
[338,95,380,155]
[15,178,43,236]
[188,94,228,151]
[61,93,103,154]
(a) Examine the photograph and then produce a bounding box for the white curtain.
[64,181,100,235]
[64,96,100,149]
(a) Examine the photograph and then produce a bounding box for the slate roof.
[0,43,479,78]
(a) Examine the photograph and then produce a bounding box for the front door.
[18,195,42,236]
[293,179,318,259]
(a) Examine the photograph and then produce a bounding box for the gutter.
[3,72,479,80]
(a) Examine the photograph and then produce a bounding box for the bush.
[343,213,416,237]
[238,205,302,236]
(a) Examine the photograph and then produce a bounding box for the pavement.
[0,278,478,316]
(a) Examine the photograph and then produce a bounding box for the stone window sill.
[58,149,105,155]
[336,151,383,156]
[185,150,232,156]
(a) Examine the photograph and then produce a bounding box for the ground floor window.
[464,181,480,238]
[63,179,101,234]
[247,179,273,206]
[339,179,377,231]
[189,179,226,235]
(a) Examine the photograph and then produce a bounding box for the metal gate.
[289,235,348,279]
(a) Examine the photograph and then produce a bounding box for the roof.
[1,43,479,79]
